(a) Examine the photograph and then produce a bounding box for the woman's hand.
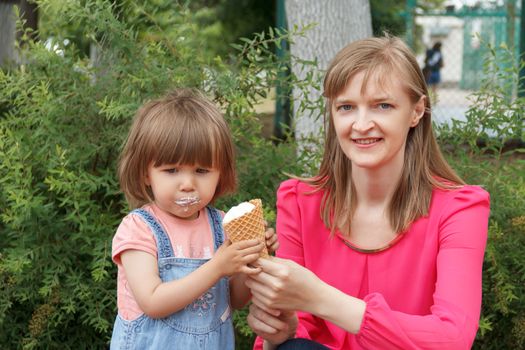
[246,257,321,313]
[247,256,367,337]
[247,302,298,347]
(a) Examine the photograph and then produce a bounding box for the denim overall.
[110,207,234,350]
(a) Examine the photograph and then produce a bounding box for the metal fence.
[405,0,523,126]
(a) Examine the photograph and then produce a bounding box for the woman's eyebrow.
[333,97,355,104]
[369,95,394,102]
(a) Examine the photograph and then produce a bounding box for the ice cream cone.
[223,199,269,258]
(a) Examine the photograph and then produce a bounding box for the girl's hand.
[264,226,279,255]
[246,257,321,313]
[212,239,263,277]
[247,302,297,347]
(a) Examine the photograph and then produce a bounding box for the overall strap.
[131,208,174,259]
[206,207,224,250]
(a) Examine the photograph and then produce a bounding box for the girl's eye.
[378,103,392,110]
[196,168,210,174]
[337,104,353,112]
[164,168,178,174]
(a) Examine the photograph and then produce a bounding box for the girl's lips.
[174,196,201,207]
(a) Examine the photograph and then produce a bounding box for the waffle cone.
[223,199,269,258]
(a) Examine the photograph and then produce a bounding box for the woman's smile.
[352,137,383,146]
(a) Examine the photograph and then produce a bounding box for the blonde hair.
[306,35,464,235]
[118,88,236,209]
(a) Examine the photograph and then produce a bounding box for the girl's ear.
[410,95,426,127]
[144,173,151,186]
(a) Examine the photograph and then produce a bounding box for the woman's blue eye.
[378,103,392,110]
[337,105,353,111]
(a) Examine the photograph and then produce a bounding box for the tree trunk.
[285,0,372,145]
[0,1,18,67]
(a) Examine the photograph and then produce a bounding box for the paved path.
[432,87,474,125]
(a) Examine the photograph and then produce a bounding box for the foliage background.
[0,0,523,349]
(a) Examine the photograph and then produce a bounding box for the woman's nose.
[352,110,374,133]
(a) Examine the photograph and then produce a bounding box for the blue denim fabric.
[110,207,234,350]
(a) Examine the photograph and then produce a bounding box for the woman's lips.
[352,137,382,145]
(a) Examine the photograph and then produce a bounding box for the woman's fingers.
[256,257,289,275]
[240,264,262,275]
[245,271,276,297]
[251,294,281,316]
[248,304,287,333]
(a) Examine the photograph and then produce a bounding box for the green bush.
[0,1,315,348]
[435,42,525,349]
[1,1,523,349]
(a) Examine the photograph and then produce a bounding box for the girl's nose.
[179,174,195,192]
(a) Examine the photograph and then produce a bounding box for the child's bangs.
[153,119,217,168]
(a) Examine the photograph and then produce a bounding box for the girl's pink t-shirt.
[112,204,220,320]
[254,179,490,350]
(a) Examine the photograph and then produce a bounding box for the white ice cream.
[223,202,255,224]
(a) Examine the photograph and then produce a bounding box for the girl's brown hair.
[306,35,464,235]
[118,88,236,209]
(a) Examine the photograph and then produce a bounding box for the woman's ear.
[411,95,426,127]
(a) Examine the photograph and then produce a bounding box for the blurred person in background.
[423,41,444,100]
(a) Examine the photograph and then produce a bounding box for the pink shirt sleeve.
[262,180,489,350]
[112,212,157,264]
[357,186,489,349]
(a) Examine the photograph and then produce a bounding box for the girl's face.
[331,70,425,173]
[145,163,220,220]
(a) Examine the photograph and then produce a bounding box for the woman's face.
[331,70,425,172]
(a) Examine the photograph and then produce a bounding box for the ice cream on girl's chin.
[174,196,201,212]
[222,202,256,224]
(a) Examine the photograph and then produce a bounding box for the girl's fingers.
[243,242,265,255]
[268,240,280,253]
[265,227,275,239]
[243,252,264,264]
[232,239,262,249]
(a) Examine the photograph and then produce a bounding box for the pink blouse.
[254,179,489,350]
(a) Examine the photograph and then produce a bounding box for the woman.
[246,36,489,350]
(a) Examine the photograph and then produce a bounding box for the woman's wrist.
[312,282,366,334]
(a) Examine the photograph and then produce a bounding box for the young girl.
[247,36,489,350]
[110,89,277,349]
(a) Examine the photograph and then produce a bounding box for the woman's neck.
[351,159,404,208]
